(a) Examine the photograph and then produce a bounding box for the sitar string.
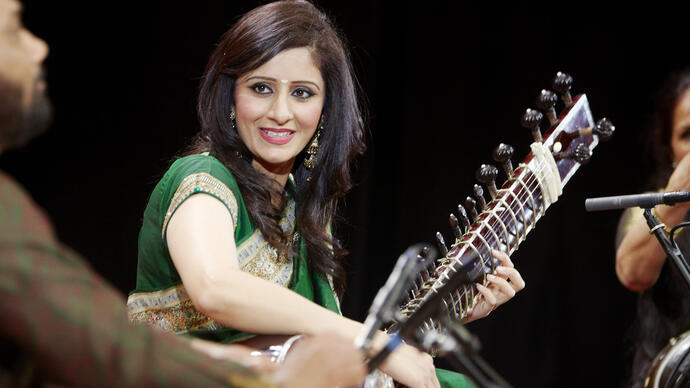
[426,159,554,322]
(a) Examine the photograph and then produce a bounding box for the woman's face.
[671,88,690,165]
[234,47,325,176]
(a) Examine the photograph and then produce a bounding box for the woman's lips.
[259,128,296,145]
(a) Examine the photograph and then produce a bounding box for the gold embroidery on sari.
[162,172,239,238]
[236,199,295,285]
[126,284,224,333]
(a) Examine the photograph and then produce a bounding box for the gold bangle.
[651,207,672,235]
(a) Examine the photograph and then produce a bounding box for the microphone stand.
[429,314,513,388]
[639,208,690,388]
[366,249,512,388]
[642,207,690,291]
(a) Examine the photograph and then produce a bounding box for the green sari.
[127,154,473,387]
[127,154,339,343]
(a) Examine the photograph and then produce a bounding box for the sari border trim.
[126,284,224,334]
[162,172,238,238]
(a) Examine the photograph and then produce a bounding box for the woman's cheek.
[297,102,324,129]
[235,92,269,121]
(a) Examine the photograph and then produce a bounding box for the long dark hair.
[648,68,690,188]
[188,0,366,295]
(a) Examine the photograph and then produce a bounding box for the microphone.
[354,244,433,354]
[585,191,690,211]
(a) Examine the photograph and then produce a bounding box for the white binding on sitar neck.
[528,141,562,206]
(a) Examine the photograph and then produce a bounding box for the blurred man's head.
[0,0,51,153]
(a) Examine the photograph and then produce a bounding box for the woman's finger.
[475,283,497,305]
[495,266,526,290]
[487,274,516,298]
[491,249,514,268]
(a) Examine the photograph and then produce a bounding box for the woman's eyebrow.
[244,76,321,91]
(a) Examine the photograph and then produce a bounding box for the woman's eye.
[251,83,272,95]
[292,88,314,99]
[681,127,690,139]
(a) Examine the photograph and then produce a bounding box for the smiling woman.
[234,47,325,183]
[125,1,521,387]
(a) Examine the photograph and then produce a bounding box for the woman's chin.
[251,155,296,175]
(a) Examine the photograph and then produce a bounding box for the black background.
[5,1,690,386]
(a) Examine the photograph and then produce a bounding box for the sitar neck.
[393,75,615,336]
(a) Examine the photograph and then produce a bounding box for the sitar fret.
[407,156,552,323]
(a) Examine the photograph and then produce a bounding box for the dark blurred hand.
[272,332,367,388]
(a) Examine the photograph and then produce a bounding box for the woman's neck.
[251,158,294,199]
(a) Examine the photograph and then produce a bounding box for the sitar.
[363,71,615,387]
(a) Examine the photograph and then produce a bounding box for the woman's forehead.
[240,47,324,86]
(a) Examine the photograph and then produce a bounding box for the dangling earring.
[304,118,324,181]
[304,131,320,169]
[229,108,237,129]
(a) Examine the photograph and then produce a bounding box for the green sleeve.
[158,154,249,244]
[135,154,252,292]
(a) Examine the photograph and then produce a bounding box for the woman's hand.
[378,341,440,388]
[189,338,276,373]
[463,249,525,323]
[615,152,690,291]
[273,333,367,388]
[666,152,690,192]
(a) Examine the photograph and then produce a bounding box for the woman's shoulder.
[144,153,244,219]
[142,153,247,248]
[168,153,230,176]
[160,153,239,191]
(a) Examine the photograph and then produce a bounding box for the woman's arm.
[167,193,363,335]
[615,205,687,291]
[166,193,439,388]
[616,153,690,291]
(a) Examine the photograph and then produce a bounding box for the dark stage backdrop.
[5,1,689,386]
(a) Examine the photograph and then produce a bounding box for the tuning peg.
[554,143,592,164]
[536,89,559,126]
[552,72,574,108]
[435,232,449,258]
[593,118,615,141]
[465,196,478,222]
[449,213,463,240]
[492,143,515,180]
[417,246,434,280]
[476,164,499,199]
[420,245,431,259]
[457,204,471,231]
[422,244,437,271]
[473,184,487,211]
[521,108,544,143]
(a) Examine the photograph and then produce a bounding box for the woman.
[615,68,690,387]
[127,1,524,387]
